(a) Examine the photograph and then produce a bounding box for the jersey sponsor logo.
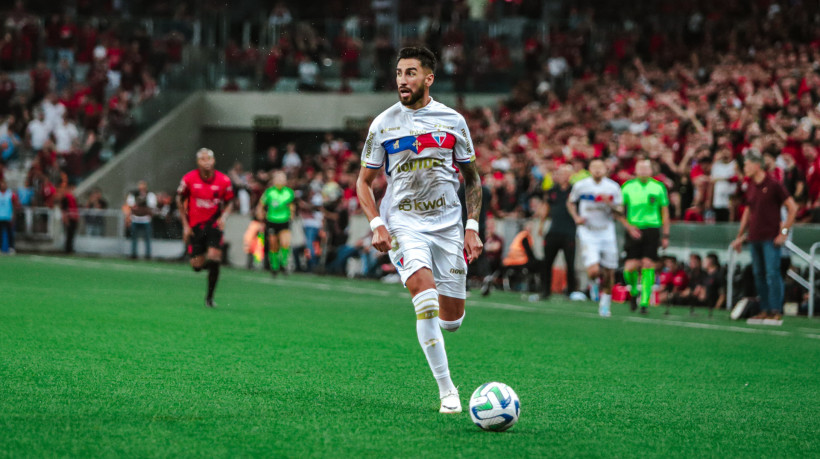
[398,198,413,211]
[396,157,446,174]
[398,195,447,212]
[365,131,375,159]
[461,128,472,153]
[380,126,401,133]
[195,198,218,209]
[449,268,466,275]
[434,123,455,130]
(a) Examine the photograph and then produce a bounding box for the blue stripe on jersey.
[578,194,597,201]
[383,136,418,155]
[384,154,391,176]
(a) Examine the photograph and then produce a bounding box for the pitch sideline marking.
[20,255,820,339]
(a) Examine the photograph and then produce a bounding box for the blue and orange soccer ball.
[468,382,520,432]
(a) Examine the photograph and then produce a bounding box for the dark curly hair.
[396,47,437,74]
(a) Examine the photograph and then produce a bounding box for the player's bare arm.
[538,201,550,237]
[566,196,584,225]
[176,193,191,242]
[219,201,234,230]
[356,166,391,252]
[255,199,266,222]
[616,212,641,239]
[661,205,670,249]
[460,160,483,263]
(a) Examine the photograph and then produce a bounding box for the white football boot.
[439,388,462,414]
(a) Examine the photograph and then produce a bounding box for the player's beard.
[399,85,425,107]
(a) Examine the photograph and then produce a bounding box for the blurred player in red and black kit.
[176,148,235,307]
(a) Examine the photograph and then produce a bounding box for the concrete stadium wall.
[199,91,506,130]
[199,129,256,172]
[78,93,205,202]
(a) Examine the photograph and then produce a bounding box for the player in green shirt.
[256,171,295,276]
[619,160,670,314]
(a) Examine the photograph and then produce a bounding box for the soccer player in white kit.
[356,47,484,414]
[566,159,623,317]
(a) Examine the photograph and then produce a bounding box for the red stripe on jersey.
[415,132,456,153]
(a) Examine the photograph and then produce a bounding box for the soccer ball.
[468,382,520,432]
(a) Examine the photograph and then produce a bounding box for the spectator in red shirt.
[0,33,14,72]
[731,152,798,322]
[57,14,78,65]
[263,46,282,89]
[43,14,61,65]
[29,60,52,105]
[0,72,15,116]
[805,144,820,205]
[76,23,98,64]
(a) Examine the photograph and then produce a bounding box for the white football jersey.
[569,177,623,232]
[361,97,476,233]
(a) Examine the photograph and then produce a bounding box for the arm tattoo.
[460,161,482,222]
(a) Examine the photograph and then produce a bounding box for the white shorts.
[388,224,467,299]
[577,226,619,270]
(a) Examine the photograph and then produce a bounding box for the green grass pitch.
[1,255,819,457]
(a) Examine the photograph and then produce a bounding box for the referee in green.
[620,160,670,314]
[256,171,295,276]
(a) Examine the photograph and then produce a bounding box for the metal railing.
[785,240,820,318]
[15,207,129,240]
[727,241,820,317]
[726,246,737,312]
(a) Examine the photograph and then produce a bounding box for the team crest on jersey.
[396,257,404,268]
[432,132,446,146]
[398,199,413,211]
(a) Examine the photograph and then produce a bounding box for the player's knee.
[439,311,465,332]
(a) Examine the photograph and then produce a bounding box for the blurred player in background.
[256,170,294,276]
[177,148,235,307]
[620,159,670,314]
[356,47,483,414]
[567,158,623,317]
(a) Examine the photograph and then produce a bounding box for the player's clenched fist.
[372,225,392,253]
[464,230,483,264]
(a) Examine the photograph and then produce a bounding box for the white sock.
[600,293,612,309]
[413,288,455,397]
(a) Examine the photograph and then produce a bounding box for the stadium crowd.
[0,1,185,212]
